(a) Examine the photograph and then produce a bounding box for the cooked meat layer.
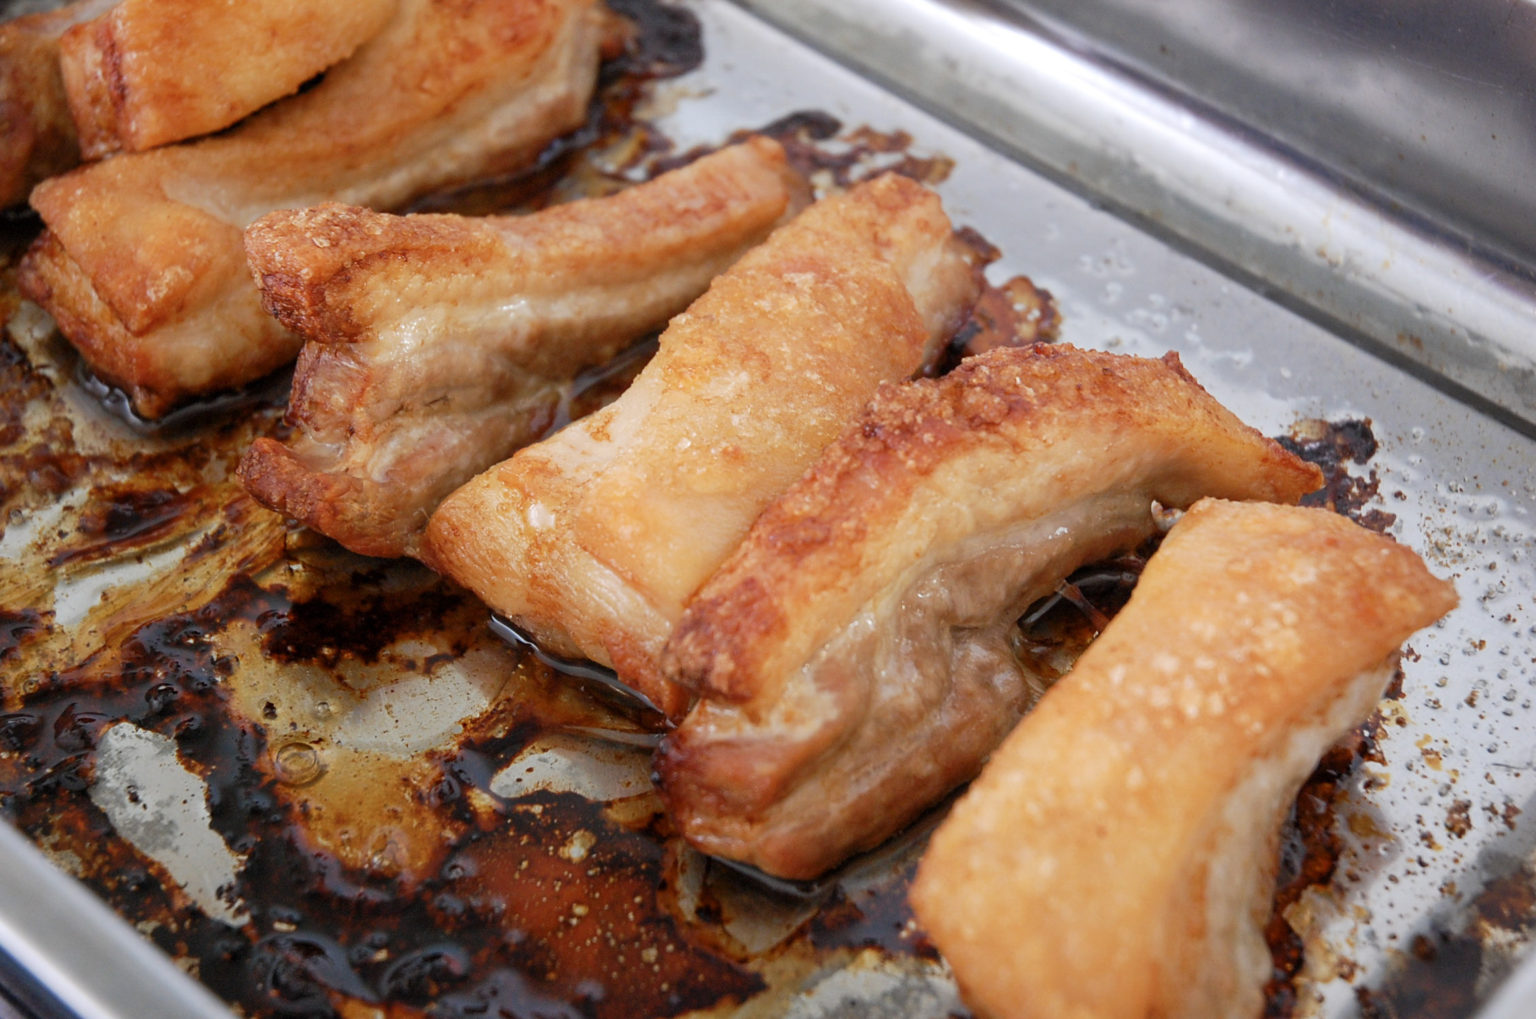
[238,137,809,558]
[657,343,1325,880]
[0,0,116,208]
[60,0,396,158]
[18,0,610,418]
[424,173,982,719]
[910,497,1457,1019]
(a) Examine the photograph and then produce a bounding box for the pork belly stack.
[19,0,611,418]
[656,343,1324,879]
[0,0,115,208]
[238,138,810,559]
[424,173,982,719]
[60,0,397,159]
[910,497,1456,1019]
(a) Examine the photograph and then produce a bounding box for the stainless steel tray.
[2,1,1534,1016]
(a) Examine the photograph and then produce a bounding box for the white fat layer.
[164,0,593,225]
[1171,659,1398,1017]
[708,492,1159,871]
[882,488,1155,632]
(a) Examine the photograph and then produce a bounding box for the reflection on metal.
[489,735,653,803]
[90,724,247,926]
[1000,0,1536,268]
[0,822,230,1019]
[0,0,1534,1015]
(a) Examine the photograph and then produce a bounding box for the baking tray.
[995,0,1536,273]
[2,1,1535,1016]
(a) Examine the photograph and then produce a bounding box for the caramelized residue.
[1355,861,1536,1019]
[1279,418,1397,532]
[0,4,1014,1015]
[1013,551,1145,688]
[1263,727,1381,1017]
[0,3,1453,1016]
[934,264,1061,376]
[650,110,956,193]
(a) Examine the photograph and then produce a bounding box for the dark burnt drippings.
[1263,725,1381,1018]
[1013,549,1148,686]
[940,270,1061,371]
[7,546,247,942]
[257,568,467,669]
[650,110,959,194]
[804,817,951,963]
[0,609,45,665]
[489,615,669,730]
[204,788,767,1018]
[0,207,42,263]
[71,360,294,437]
[48,483,200,567]
[1278,418,1397,532]
[0,331,54,450]
[1354,859,1536,1019]
[1,548,780,1018]
[808,869,939,960]
[1,415,87,507]
[0,332,287,542]
[0,4,1431,1012]
[605,0,704,80]
[755,114,956,191]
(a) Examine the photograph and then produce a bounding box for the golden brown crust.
[909,498,1457,1019]
[59,0,397,159]
[569,172,981,613]
[247,206,487,345]
[666,344,1321,707]
[424,173,982,719]
[0,0,116,208]
[245,136,808,355]
[239,436,364,541]
[18,226,293,415]
[237,138,809,558]
[655,344,1326,879]
[18,0,607,418]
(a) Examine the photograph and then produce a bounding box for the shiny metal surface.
[1000,0,1536,271]
[0,822,228,1018]
[1,0,1534,1015]
[731,0,1536,431]
[1481,947,1536,1019]
[706,1,1536,1012]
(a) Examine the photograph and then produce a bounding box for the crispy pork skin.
[656,344,1325,879]
[910,497,1457,1019]
[18,0,610,418]
[60,0,396,158]
[238,138,809,559]
[424,173,981,719]
[0,0,116,208]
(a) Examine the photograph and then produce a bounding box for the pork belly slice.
[656,343,1325,879]
[237,137,810,559]
[0,0,116,208]
[909,498,1456,1019]
[18,0,612,419]
[424,173,982,720]
[60,0,396,159]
